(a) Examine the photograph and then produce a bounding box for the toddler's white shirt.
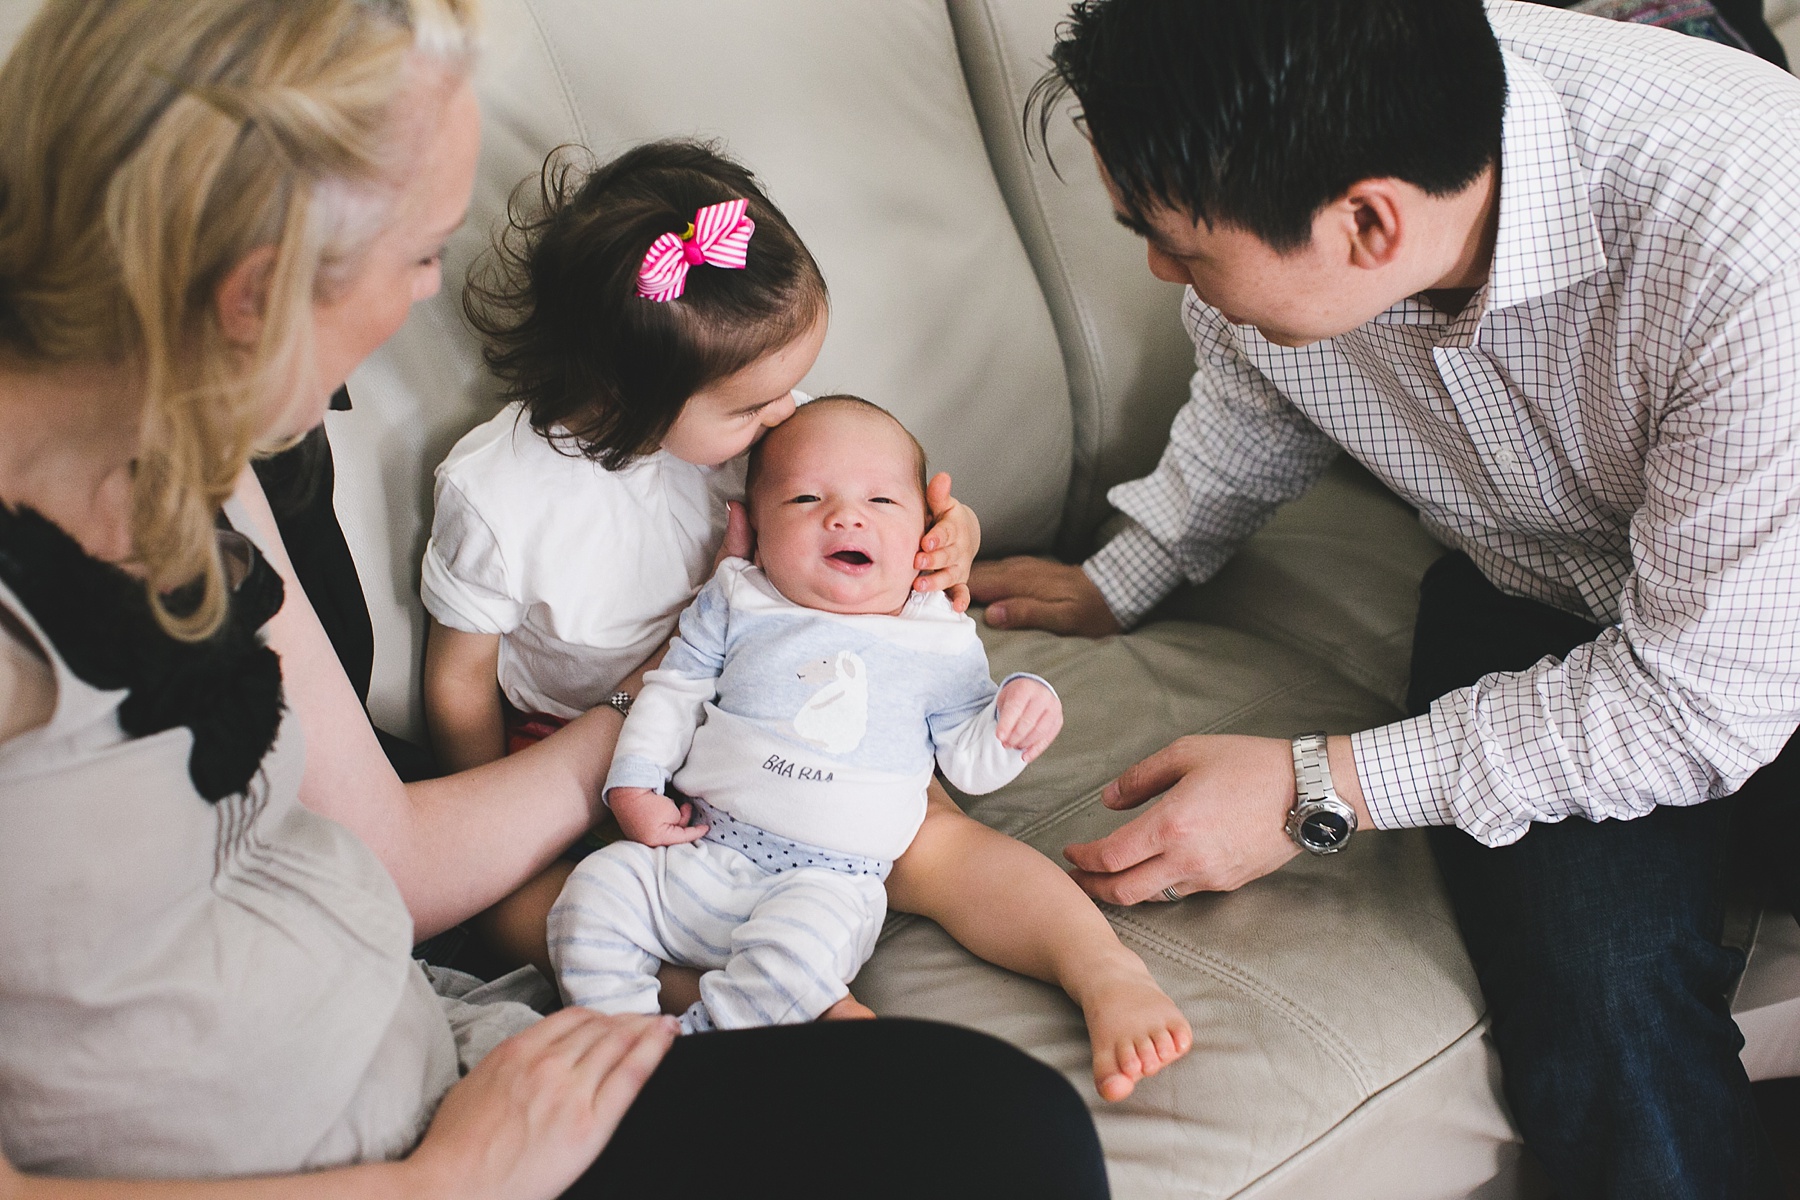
[421,402,743,718]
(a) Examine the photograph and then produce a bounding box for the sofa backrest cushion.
[948,0,1197,552]
[335,0,1075,739]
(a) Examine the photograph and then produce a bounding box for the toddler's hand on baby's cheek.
[996,679,1063,763]
[914,473,980,613]
[712,501,755,570]
[608,788,709,847]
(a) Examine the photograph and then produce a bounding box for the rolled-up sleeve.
[420,476,527,635]
[1354,265,1800,845]
[1083,296,1340,629]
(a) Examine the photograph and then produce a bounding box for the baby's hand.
[996,678,1062,763]
[915,472,980,613]
[608,787,708,847]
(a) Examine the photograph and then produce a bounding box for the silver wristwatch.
[1287,731,1357,855]
[605,691,634,718]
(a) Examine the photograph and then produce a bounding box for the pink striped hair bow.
[636,199,756,302]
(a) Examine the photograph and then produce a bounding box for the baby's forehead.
[769,407,913,465]
[776,405,896,448]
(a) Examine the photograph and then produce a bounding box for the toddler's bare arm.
[423,620,505,771]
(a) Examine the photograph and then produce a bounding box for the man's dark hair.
[1031,0,1506,251]
[465,138,828,469]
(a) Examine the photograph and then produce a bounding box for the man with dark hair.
[973,1,1800,1195]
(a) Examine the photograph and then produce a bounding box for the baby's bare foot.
[820,993,877,1021]
[1077,961,1192,1102]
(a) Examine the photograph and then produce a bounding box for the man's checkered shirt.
[1082,1,1800,846]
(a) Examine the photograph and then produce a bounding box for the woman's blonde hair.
[0,0,478,640]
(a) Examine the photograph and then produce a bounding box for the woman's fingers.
[413,1008,675,1200]
[584,1016,679,1138]
[562,1009,676,1098]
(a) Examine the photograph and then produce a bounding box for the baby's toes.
[1134,1033,1166,1077]
[1151,1019,1189,1068]
[1147,1028,1176,1071]
[1095,1040,1143,1102]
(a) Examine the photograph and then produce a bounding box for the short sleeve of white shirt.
[421,476,527,636]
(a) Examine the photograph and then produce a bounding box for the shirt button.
[1494,448,1518,470]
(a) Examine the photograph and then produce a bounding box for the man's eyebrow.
[1112,210,1174,252]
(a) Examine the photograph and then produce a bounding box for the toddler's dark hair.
[465,139,829,468]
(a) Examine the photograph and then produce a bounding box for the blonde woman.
[0,3,1106,1198]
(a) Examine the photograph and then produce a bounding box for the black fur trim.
[0,505,285,802]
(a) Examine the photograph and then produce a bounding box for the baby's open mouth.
[828,550,872,566]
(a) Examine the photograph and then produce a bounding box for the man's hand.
[608,787,708,847]
[969,556,1121,637]
[995,677,1063,763]
[915,472,980,613]
[1063,735,1303,903]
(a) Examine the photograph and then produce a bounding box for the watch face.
[1300,808,1351,851]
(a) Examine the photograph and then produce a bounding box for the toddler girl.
[422,139,1190,1099]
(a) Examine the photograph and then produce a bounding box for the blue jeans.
[1408,552,1790,1200]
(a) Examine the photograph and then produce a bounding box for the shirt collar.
[1482,47,1608,313]
[1364,46,1607,337]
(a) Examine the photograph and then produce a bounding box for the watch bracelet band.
[606,691,634,717]
[1291,730,1334,803]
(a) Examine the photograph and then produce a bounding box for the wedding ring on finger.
[1159,884,1182,903]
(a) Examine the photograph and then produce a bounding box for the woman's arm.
[0,1009,677,1200]
[232,470,617,939]
[423,620,506,772]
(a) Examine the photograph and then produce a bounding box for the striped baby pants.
[549,837,887,1034]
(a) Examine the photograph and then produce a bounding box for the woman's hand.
[915,472,980,612]
[608,787,708,847]
[409,1007,677,1200]
[996,679,1063,763]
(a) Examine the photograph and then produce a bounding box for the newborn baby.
[550,395,1061,1032]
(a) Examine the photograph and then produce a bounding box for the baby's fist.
[996,677,1062,763]
[608,787,708,847]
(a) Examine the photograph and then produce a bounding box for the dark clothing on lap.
[570,1019,1110,1200]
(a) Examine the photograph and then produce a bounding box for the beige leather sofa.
[13,0,1777,1195]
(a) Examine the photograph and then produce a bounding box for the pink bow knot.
[637,199,756,302]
